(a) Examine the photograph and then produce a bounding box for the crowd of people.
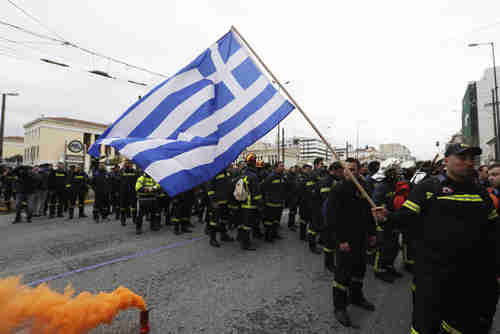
[2,142,499,333]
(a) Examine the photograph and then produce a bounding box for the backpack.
[393,181,410,210]
[234,177,249,202]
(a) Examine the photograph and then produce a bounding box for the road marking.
[26,236,204,287]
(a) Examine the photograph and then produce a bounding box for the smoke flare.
[0,276,146,334]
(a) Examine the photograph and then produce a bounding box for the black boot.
[26,214,32,223]
[239,229,256,250]
[115,208,120,221]
[151,215,161,231]
[374,271,395,284]
[209,230,221,248]
[164,214,171,226]
[93,210,99,223]
[120,212,127,226]
[136,215,143,235]
[174,223,181,235]
[350,281,375,311]
[12,212,21,224]
[68,208,74,220]
[288,211,297,231]
[264,226,274,242]
[79,207,87,218]
[333,285,351,327]
[386,266,404,278]
[57,207,64,218]
[181,222,193,233]
[272,224,283,240]
[299,222,307,241]
[324,251,335,272]
[308,234,321,254]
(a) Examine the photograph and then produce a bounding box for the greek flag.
[89,29,295,196]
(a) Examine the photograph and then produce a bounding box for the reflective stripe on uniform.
[306,181,315,186]
[216,174,225,179]
[263,221,273,226]
[209,222,217,227]
[320,187,331,193]
[217,200,228,205]
[207,191,215,196]
[253,195,262,200]
[272,179,281,183]
[410,327,419,334]
[241,204,257,209]
[265,202,282,208]
[426,192,434,199]
[410,283,416,292]
[323,248,334,253]
[332,280,347,291]
[488,208,499,220]
[436,194,483,202]
[239,225,252,231]
[441,321,462,334]
[403,200,421,213]
[307,229,317,236]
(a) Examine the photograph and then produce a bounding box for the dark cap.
[445,143,482,157]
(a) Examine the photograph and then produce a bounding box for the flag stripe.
[108,69,203,139]
[156,100,294,195]
[147,83,214,139]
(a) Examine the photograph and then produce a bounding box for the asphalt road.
[1,208,498,334]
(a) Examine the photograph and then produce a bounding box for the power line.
[0,19,168,78]
[6,0,66,41]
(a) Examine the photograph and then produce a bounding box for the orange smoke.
[0,276,146,334]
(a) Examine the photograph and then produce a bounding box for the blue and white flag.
[89,29,295,196]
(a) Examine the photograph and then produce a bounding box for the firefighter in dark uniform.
[2,167,17,211]
[373,166,402,283]
[261,162,286,242]
[120,160,139,226]
[285,165,300,231]
[237,153,262,251]
[135,172,161,234]
[328,158,376,328]
[69,165,89,220]
[321,161,344,272]
[48,162,69,218]
[374,144,500,334]
[156,186,171,226]
[109,165,121,221]
[307,158,326,254]
[206,168,236,247]
[171,189,195,235]
[298,164,315,246]
[90,163,110,223]
[227,164,242,231]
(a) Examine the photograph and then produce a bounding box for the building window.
[84,133,91,153]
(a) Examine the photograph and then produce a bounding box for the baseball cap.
[444,143,482,157]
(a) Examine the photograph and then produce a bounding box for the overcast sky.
[1,0,500,160]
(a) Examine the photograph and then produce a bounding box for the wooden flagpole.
[231,25,376,208]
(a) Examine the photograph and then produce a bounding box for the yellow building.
[3,136,24,160]
[23,117,118,170]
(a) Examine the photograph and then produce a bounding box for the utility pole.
[282,127,285,164]
[346,141,349,159]
[0,92,19,162]
[493,89,499,160]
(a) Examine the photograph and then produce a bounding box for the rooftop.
[24,117,110,129]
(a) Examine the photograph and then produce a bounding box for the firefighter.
[171,189,195,235]
[206,167,236,247]
[298,164,314,243]
[2,167,16,211]
[308,158,326,254]
[227,166,242,232]
[120,160,139,226]
[373,143,500,334]
[285,165,300,231]
[373,165,402,283]
[69,165,89,220]
[135,172,161,234]
[261,162,286,242]
[236,153,262,251]
[48,162,69,218]
[328,158,377,328]
[109,165,121,221]
[156,185,171,226]
[90,163,110,223]
[321,161,344,272]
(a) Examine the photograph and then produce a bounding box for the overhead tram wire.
[6,0,66,41]
[0,19,168,79]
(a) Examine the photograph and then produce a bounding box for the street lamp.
[0,92,19,162]
[469,42,500,160]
